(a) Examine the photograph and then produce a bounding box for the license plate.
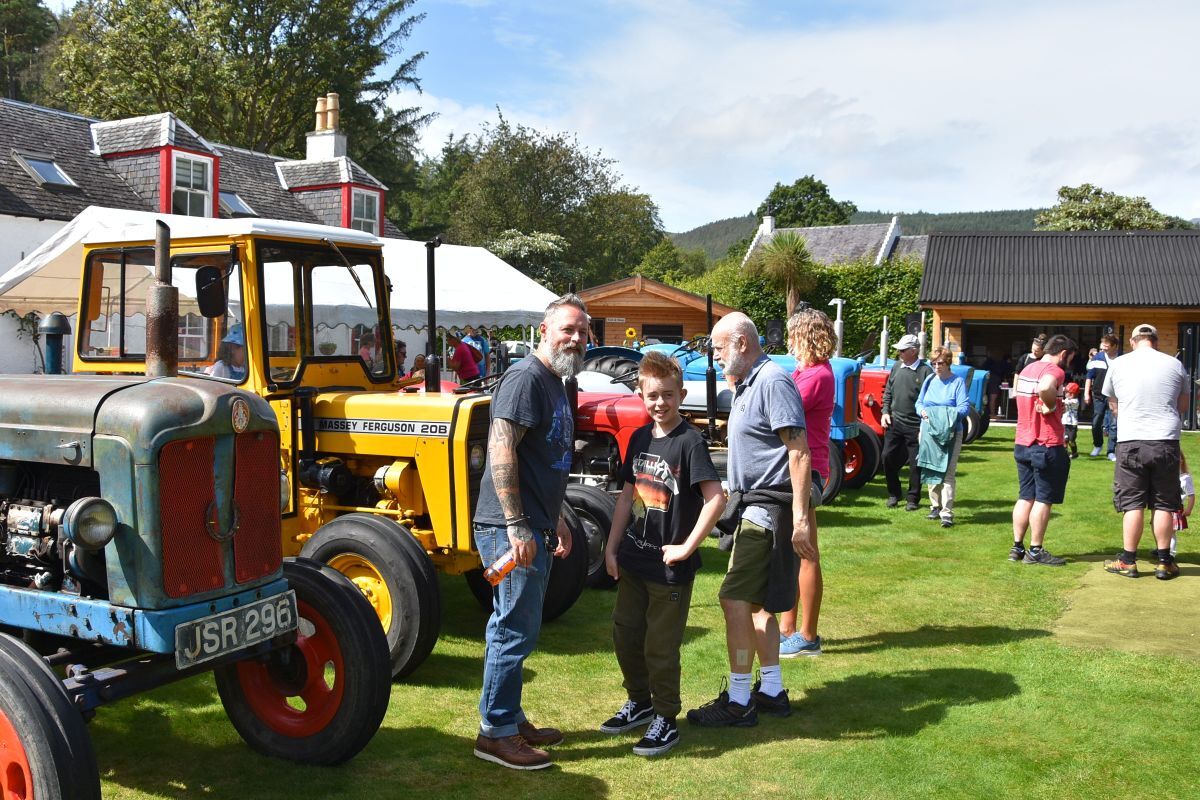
[174,591,297,669]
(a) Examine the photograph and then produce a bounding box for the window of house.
[219,190,256,218]
[13,151,77,188]
[173,153,213,216]
[350,189,379,234]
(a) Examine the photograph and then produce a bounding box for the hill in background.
[669,208,1045,262]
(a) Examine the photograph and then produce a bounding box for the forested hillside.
[669,208,1043,261]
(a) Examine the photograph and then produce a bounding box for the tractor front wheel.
[566,484,618,589]
[0,633,100,800]
[214,558,391,765]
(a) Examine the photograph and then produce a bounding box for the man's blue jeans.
[1092,397,1116,453]
[475,523,550,738]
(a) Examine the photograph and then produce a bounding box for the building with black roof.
[0,93,403,271]
[921,230,1200,426]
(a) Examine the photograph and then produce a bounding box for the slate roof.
[745,221,897,267]
[1,99,403,236]
[890,235,928,261]
[919,231,1200,307]
[0,99,150,221]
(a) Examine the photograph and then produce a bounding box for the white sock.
[1170,534,1178,557]
[728,672,752,706]
[759,664,784,697]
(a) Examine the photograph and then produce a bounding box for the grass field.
[92,428,1200,799]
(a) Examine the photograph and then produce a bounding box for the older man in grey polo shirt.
[686,312,813,729]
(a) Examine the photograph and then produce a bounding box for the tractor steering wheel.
[458,372,502,392]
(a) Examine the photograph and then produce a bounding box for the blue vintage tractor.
[0,224,390,797]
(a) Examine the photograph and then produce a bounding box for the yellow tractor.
[68,217,587,677]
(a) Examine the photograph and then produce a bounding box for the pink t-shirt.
[1014,360,1065,447]
[793,361,834,479]
[452,341,480,381]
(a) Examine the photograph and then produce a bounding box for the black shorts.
[1014,443,1070,504]
[1112,440,1182,512]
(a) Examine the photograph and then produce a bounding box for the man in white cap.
[881,334,933,510]
[1101,323,1188,580]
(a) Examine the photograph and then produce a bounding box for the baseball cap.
[1132,323,1158,338]
[893,334,920,351]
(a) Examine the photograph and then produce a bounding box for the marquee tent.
[0,206,556,331]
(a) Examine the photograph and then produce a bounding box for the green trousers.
[612,568,694,719]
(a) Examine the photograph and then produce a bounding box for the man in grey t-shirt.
[1102,323,1188,580]
[686,312,813,729]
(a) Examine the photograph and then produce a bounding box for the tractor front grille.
[233,429,282,583]
[159,437,224,599]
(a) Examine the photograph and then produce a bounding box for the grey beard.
[549,347,583,378]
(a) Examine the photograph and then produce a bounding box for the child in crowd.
[601,351,726,757]
[1062,382,1080,458]
[1171,452,1194,557]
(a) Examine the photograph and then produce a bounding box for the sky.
[388,0,1200,232]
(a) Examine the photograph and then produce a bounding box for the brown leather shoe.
[518,720,563,747]
[473,734,551,770]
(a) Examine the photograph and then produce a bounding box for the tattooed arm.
[488,417,536,565]
[778,425,816,561]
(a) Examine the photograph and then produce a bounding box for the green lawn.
[93,428,1200,799]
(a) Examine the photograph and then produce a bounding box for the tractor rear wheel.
[566,484,618,589]
[822,445,845,504]
[301,513,441,679]
[214,558,391,765]
[0,633,100,800]
[463,503,589,621]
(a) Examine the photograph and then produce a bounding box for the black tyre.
[214,558,391,765]
[584,354,640,390]
[566,484,618,589]
[962,408,982,444]
[977,411,991,439]
[463,503,589,621]
[301,513,441,679]
[823,445,845,504]
[0,633,100,800]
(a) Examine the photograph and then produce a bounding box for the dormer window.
[173,152,213,216]
[219,190,257,218]
[13,151,77,188]
[350,188,379,234]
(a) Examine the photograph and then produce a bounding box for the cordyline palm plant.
[746,231,817,316]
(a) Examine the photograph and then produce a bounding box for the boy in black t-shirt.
[600,351,726,756]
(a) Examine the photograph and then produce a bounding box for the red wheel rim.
[234,599,346,737]
[0,708,32,800]
[843,440,863,478]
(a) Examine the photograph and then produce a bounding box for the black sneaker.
[686,690,757,728]
[941,518,953,528]
[905,501,920,512]
[751,681,792,717]
[1008,545,1026,562]
[926,506,941,520]
[632,715,679,756]
[886,496,900,508]
[1023,548,1066,566]
[600,698,654,733]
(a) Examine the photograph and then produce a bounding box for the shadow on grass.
[96,706,610,799]
[555,667,1019,760]
[830,624,1051,654]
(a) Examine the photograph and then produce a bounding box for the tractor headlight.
[469,443,486,472]
[62,497,118,550]
[280,470,291,511]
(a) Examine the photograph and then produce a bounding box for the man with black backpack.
[881,334,934,511]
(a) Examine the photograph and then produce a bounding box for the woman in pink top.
[779,308,836,658]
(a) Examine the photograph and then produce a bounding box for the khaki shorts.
[718,519,771,606]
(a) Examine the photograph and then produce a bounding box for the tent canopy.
[0,206,555,331]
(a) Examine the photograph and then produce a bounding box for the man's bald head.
[710,312,762,384]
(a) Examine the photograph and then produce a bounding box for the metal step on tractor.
[0,222,391,798]
[56,214,586,681]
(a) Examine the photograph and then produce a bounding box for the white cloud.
[405,0,1200,230]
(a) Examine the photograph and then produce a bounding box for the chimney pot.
[326,92,341,131]
[314,97,328,132]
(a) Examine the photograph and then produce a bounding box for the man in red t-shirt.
[1010,334,1077,566]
